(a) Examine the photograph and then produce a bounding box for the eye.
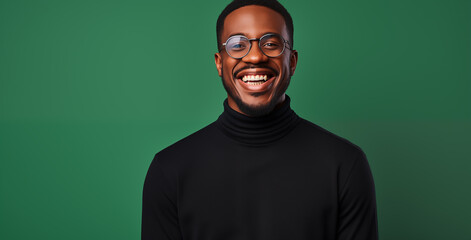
[263,42,280,49]
[230,42,247,51]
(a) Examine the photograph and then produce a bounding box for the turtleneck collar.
[215,95,300,146]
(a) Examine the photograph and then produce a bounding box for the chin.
[235,97,278,117]
[232,89,283,118]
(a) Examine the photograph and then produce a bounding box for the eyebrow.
[227,32,279,39]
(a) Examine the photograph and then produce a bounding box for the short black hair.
[216,0,294,51]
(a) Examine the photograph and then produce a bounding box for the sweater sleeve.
[142,154,183,240]
[337,151,378,240]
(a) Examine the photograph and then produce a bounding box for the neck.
[216,94,300,146]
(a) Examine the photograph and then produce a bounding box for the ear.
[289,50,298,76]
[214,52,222,77]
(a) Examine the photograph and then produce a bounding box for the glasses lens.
[226,36,250,59]
[260,34,285,57]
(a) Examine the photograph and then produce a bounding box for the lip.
[233,68,278,92]
[234,68,277,80]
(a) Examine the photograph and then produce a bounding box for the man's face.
[215,5,298,117]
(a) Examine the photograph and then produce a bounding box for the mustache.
[233,64,279,77]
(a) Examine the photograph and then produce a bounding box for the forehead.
[222,5,288,40]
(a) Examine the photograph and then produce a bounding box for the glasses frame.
[220,33,292,59]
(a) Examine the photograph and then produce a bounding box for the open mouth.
[241,74,271,85]
[235,70,277,86]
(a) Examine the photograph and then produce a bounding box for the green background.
[1,0,470,239]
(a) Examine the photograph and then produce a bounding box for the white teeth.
[242,74,268,82]
[246,81,264,85]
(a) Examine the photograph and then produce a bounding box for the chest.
[176,147,339,238]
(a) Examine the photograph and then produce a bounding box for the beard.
[220,69,290,117]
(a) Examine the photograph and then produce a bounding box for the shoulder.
[293,117,372,186]
[296,117,372,181]
[151,121,220,169]
[294,117,365,157]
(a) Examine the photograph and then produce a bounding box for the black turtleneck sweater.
[142,96,378,240]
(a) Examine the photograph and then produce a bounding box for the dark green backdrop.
[1,0,470,239]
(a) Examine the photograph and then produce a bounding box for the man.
[142,0,378,239]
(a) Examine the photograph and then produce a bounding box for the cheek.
[283,55,292,69]
[281,57,292,76]
[274,57,291,77]
[222,59,238,79]
[275,57,292,89]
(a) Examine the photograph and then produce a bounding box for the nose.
[241,41,269,64]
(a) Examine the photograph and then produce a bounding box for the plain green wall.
[1,0,470,239]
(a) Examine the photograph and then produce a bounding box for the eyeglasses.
[219,33,292,59]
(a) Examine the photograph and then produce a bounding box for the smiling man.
[214,2,297,117]
[142,0,378,240]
